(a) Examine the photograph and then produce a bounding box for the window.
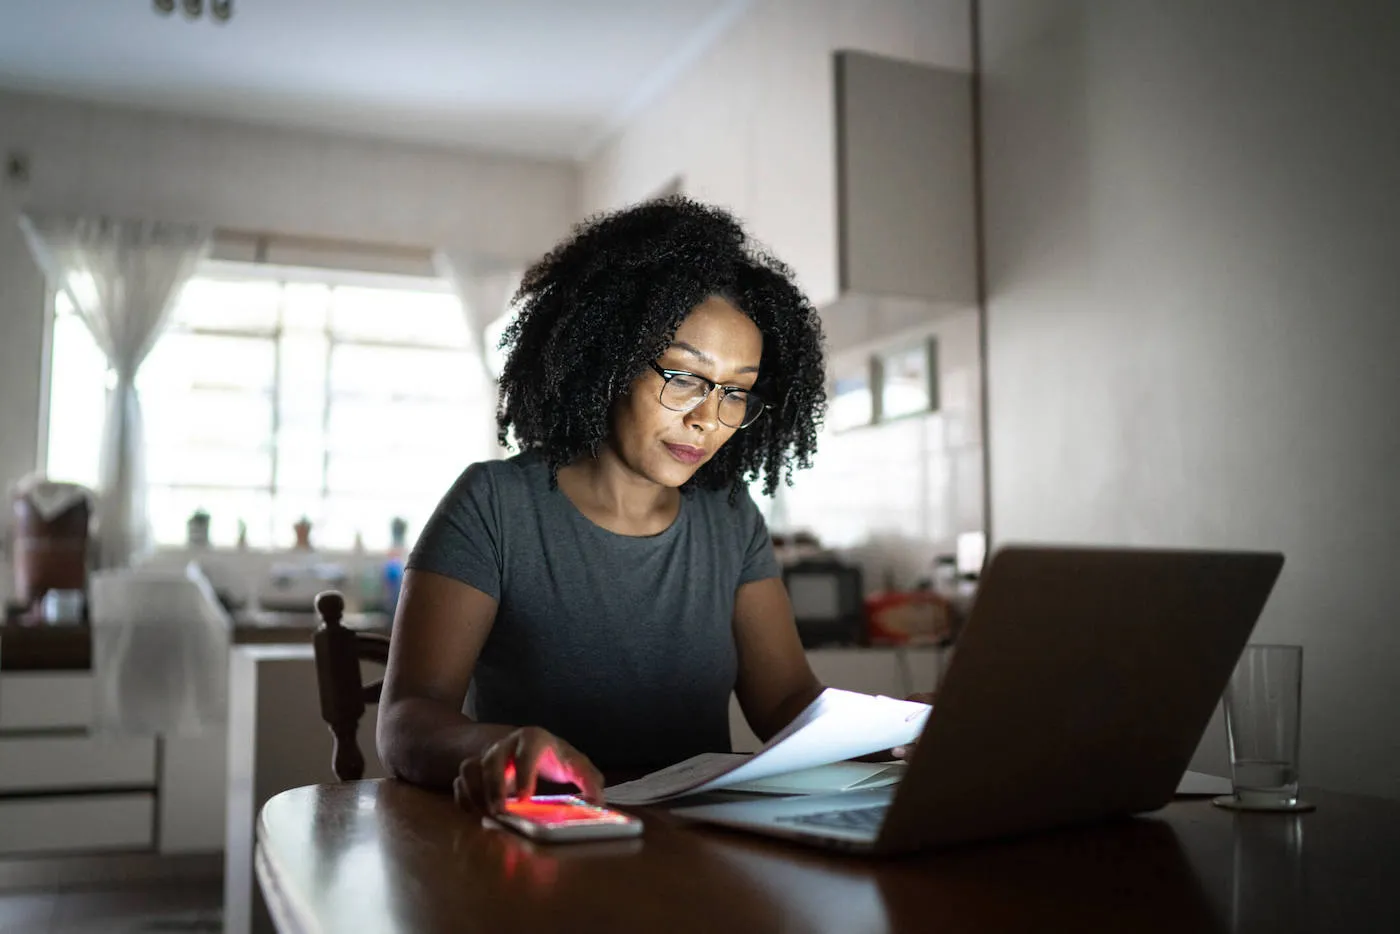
[45,290,108,493]
[46,262,494,551]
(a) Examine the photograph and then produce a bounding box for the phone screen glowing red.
[494,795,643,841]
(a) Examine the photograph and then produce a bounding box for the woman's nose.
[683,390,722,431]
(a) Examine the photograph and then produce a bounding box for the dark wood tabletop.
[256,779,1400,934]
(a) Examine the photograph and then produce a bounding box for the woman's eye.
[670,374,705,392]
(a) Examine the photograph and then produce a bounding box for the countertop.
[0,611,392,671]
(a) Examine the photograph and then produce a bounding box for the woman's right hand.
[452,726,605,814]
[892,691,937,761]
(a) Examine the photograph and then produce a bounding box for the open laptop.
[674,545,1284,855]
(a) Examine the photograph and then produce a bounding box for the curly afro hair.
[496,196,826,499]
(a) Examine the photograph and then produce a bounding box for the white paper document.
[722,761,907,796]
[605,688,930,806]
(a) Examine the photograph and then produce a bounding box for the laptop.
[673,545,1284,855]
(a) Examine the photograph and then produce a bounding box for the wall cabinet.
[835,51,976,308]
[821,52,976,355]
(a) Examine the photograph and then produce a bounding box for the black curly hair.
[496,196,826,498]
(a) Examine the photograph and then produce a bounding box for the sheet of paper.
[722,761,906,796]
[605,688,930,805]
[603,753,750,806]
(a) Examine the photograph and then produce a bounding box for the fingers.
[454,756,490,813]
[455,739,515,815]
[513,730,605,803]
[453,769,471,810]
[512,733,544,802]
[454,728,607,815]
[545,740,606,804]
[480,739,516,813]
[547,745,604,804]
[573,757,606,804]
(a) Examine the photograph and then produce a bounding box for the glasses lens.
[659,373,709,412]
[719,390,765,429]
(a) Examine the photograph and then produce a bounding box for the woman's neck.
[556,446,680,536]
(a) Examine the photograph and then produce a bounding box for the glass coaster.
[1212,795,1315,813]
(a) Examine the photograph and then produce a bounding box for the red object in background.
[864,589,954,646]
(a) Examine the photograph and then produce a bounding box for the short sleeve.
[736,488,781,586]
[406,462,503,600]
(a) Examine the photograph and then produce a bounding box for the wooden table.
[256,779,1400,933]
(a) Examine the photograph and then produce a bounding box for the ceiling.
[0,0,752,161]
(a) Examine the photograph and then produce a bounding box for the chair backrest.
[312,590,390,781]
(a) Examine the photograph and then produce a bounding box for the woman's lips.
[664,442,706,465]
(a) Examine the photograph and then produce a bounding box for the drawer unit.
[0,735,157,793]
[0,793,154,855]
[0,672,94,729]
[159,732,227,853]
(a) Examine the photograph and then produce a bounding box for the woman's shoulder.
[686,480,765,526]
[448,451,547,503]
[470,449,543,480]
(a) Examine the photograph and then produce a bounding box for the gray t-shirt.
[406,451,780,772]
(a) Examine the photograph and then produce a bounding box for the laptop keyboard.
[776,804,888,833]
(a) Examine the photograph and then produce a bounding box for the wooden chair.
[312,590,391,781]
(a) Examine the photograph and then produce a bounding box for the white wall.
[582,0,982,582]
[0,90,579,603]
[981,0,1400,798]
[782,305,984,589]
[581,0,971,309]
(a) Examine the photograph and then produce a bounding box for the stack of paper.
[605,688,930,805]
[722,761,906,795]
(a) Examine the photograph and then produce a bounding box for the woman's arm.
[375,568,513,790]
[377,568,603,808]
[732,577,825,742]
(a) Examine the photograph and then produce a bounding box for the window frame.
[45,259,488,551]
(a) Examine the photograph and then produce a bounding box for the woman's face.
[609,295,763,488]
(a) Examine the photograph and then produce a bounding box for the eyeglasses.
[647,362,769,429]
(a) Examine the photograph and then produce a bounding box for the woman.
[377,197,831,813]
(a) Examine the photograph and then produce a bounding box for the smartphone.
[492,795,643,843]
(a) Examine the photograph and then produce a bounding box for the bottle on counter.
[381,517,409,617]
[349,531,381,614]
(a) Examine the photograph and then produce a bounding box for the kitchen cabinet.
[225,645,388,934]
[0,672,163,856]
[836,51,975,306]
[0,669,225,858]
[0,735,156,793]
[0,794,154,856]
[822,52,976,354]
[160,732,229,853]
[0,671,94,728]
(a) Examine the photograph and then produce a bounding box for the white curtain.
[19,214,211,568]
[434,249,522,460]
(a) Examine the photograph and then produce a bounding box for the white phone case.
[494,812,644,842]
